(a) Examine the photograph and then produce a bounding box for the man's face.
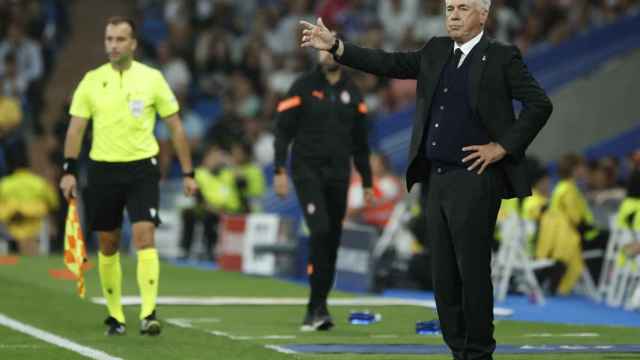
[445,0,488,43]
[318,50,339,73]
[104,23,137,66]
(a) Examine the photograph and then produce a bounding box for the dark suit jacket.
[337,34,553,198]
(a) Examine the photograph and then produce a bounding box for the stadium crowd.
[0,0,639,296]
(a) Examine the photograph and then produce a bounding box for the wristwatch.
[329,37,340,55]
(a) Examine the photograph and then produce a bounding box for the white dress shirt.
[453,30,484,68]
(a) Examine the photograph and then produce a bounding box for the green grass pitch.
[0,256,638,360]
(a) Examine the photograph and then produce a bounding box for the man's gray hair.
[444,0,491,11]
[475,0,491,11]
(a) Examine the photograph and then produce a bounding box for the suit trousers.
[426,166,502,360]
[294,177,349,310]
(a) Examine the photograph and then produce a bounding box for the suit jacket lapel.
[468,35,490,112]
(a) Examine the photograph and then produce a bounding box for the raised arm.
[300,18,423,80]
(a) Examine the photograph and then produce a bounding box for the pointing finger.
[299,20,315,29]
[318,17,328,30]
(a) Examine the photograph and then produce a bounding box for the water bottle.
[348,311,382,325]
[416,319,441,335]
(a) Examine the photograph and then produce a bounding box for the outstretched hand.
[300,18,336,50]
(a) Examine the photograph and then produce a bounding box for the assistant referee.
[59,17,197,336]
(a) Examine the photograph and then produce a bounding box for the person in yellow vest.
[180,145,242,260]
[618,153,640,256]
[230,141,266,213]
[520,158,567,295]
[59,17,197,336]
[0,150,58,255]
[0,91,22,138]
[537,153,607,295]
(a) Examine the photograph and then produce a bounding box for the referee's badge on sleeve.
[129,99,144,118]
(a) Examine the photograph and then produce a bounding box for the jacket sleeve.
[336,40,427,80]
[497,46,553,159]
[351,99,372,188]
[273,79,305,170]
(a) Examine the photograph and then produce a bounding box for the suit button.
[432,141,437,146]
[437,168,443,174]
[444,88,448,93]
[440,106,444,110]
[434,123,439,128]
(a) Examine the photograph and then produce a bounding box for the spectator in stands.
[0,82,22,137]
[180,145,241,260]
[618,150,640,257]
[520,158,567,295]
[244,118,275,166]
[412,0,447,43]
[155,95,205,175]
[204,94,244,150]
[195,28,234,97]
[0,89,25,177]
[269,0,314,55]
[377,0,419,47]
[0,147,58,255]
[488,0,522,43]
[230,71,261,119]
[537,153,607,295]
[229,141,266,213]
[1,52,28,98]
[522,158,550,223]
[0,20,43,90]
[156,41,191,98]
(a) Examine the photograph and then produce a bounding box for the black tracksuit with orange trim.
[274,66,372,312]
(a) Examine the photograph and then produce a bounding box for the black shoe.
[104,316,126,336]
[140,310,161,336]
[300,305,334,332]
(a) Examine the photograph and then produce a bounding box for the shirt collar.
[453,30,484,56]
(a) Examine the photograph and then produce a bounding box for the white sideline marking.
[93,296,514,317]
[0,313,122,360]
[370,334,399,339]
[265,344,299,354]
[0,344,44,349]
[524,333,600,338]
[166,318,297,342]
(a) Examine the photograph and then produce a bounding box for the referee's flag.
[64,199,87,298]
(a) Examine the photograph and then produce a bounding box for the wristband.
[182,171,195,178]
[63,158,78,176]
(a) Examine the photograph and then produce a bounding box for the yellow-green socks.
[98,252,125,324]
[137,248,159,320]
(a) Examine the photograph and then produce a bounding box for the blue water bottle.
[416,319,441,335]
[349,311,382,325]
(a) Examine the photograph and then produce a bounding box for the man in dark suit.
[301,1,553,359]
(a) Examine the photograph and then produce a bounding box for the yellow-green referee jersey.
[69,61,179,162]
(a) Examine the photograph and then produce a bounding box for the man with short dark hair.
[60,16,197,336]
[273,48,373,331]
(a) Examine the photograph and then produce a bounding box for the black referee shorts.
[85,157,161,232]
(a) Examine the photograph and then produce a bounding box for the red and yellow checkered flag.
[64,199,87,298]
